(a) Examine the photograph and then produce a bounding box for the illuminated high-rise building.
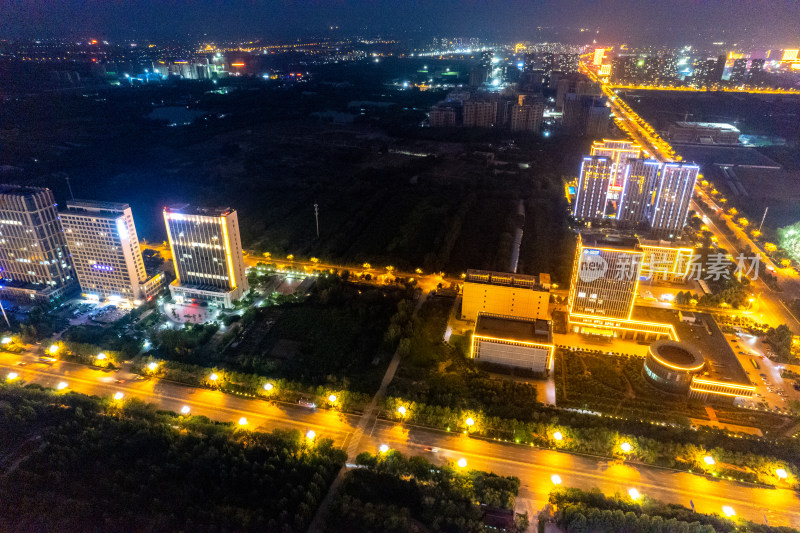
[616,158,661,224]
[590,139,642,187]
[163,205,248,308]
[729,58,748,85]
[572,157,613,221]
[60,200,148,302]
[567,232,643,321]
[0,185,76,302]
[647,162,699,236]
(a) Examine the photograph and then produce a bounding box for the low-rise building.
[461,269,550,322]
[470,313,554,373]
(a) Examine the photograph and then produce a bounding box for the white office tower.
[648,163,699,235]
[0,185,76,302]
[590,139,641,187]
[572,156,613,221]
[616,159,661,224]
[163,205,248,308]
[60,200,148,303]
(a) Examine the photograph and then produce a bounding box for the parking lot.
[728,333,798,415]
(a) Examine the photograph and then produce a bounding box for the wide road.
[3,351,799,528]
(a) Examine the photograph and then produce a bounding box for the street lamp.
[551,474,562,485]
[776,468,788,479]
[722,505,736,517]
[397,406,407,416]
[553,431,563,441]
[306,430,316,440]
[457,458,467,468]
[7,372,19,381]
[96,353,107,361]
[328,394,337,404]
[180,405,191,415]
[56,381,68,390]
[147,361,158,372]
[1,337,11,344]
[209,373,218,382]
[620,442,632,453]
[263,383,273,391]
[49,344,59,355]
[114,392,124,400]
[238,417,248,426]
[465,417,474,428]
[628,488,641,500]
[704,455,715,466]
[379,444,389,453]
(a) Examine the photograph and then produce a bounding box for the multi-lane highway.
[3,350,799,528]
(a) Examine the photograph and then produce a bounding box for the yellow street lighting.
[722,505,736,517]
[306,430,316,440]
[553,431,563,441]
[7,372,19,381]
[328,394,337,403]
[238,417,248,426]
[457,458,467,468]
[56,381,68,390]
[379,444,389,453]
[263,383,274,391]
[628,488,641,500]
[96,353,107,360]
[551,474,562,485]
[209,373,218,381]
[1,337,12,344]
[465,417,475,427]
[620,442,632,453]
[147,361,158,371]
[180,405,191,415]
[704,455,715,466]
[114,392,124,400]
[397,406,407,416]
[776,468,788,479]
[48,344,59,355]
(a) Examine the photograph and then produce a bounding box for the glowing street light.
[1,337,11,344]
[551,474,562,485]
[180,405,191,415]
[465,417,475,427]
[328,394,337,403]
[628,488,641,500]
[776,468,788,479]
[238,417,248,426]
[553,431,563,441]
[722,505,736,517]
[379,444,389,453]
[56,381,68,390]
[263,383,274,391]
[704,455,715,466]
[114,392,124,400]
[48,344,59,355]
[306,430,316,440]
[397,406,407,416]
[96,353,107,361]
[147,361,158,371]
[620,442,632,453]
[209,373,218,382]
[7,372,19,381]
[457,458,467,468]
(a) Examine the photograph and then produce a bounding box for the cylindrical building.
[643,340,704,394]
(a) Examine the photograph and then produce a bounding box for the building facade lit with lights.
[572,156,613,221]
[163,205,248,308]
[643,340,705,394]
[648,162,699,236]
[0,185,76,302]
[590,139,642,188]
[60,201,150,303]
[461,269,550,322]
[469,313,554,374]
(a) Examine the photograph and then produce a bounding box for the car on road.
[424,447,439,453]
[15,361,27,366]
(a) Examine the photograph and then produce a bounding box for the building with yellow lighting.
[590,139,642,188]
[638,240,693,282]
[163,205,248,308]
[643,340,704,394]
[461,269,550,322]
[470,313,554,374]
[616,158,660,224]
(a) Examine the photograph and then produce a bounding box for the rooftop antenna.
[314,203,320,239]
[65,176,75,200]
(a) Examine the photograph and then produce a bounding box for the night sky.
[0,0,797,47]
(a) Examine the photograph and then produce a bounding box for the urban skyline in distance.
[2,1,800,532]
[0,0,798,48]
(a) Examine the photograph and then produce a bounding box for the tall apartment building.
[163,205,248,308]
[729,58,748,85]
[563,94,610,136]
[509,101,544,131]
[461,269,550,322]
[572,156,613,221]
[567,232,643,321]
[429,104,458,127]
[648,162,699,236]
[616,158,661,224]
[60,200,150,302]
[0,185,75,302]
[462,100,496,127]
[590,139,642,187]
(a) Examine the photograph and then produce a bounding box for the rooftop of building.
[649,339,704,369]
[475,314,551,345]
[632,306,750,386]
[164,204,234,217]
[0,184,51,197]
[465,269,549,291]
[672,121,741,133]
[61,200,131,217]
[579,231,640,250]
